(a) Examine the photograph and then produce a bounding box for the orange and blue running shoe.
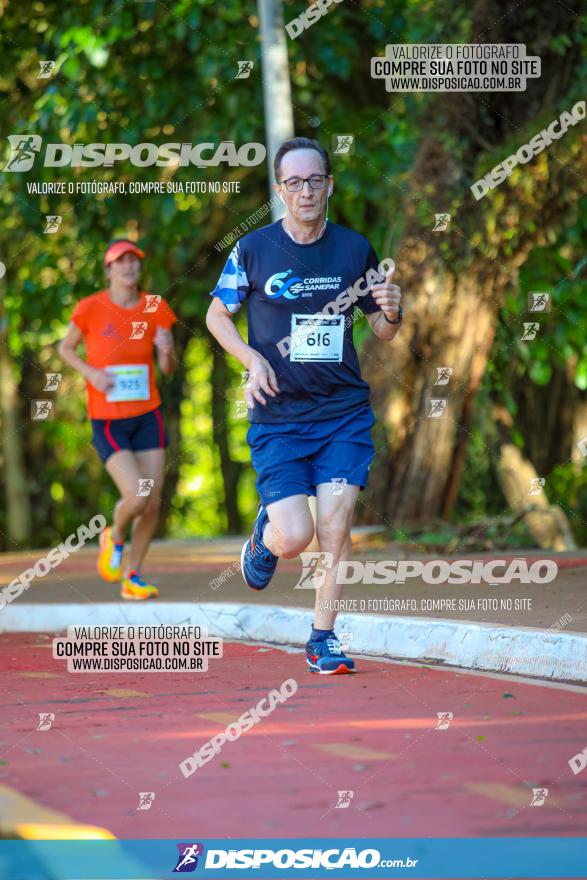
[240,504,278,590]
[97,526,124,583]
[306,634,355,674]
[121,570,159,601]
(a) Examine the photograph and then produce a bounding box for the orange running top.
[70,289,177,420]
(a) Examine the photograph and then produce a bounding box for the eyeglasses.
[280,174,329,192]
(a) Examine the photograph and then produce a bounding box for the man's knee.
[316,520,351,556]
[272,519,315,558]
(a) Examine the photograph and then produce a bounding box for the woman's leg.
[126,448,166,574]
[105,450,151,543]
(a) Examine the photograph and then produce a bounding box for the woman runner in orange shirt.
[59,239,177,600]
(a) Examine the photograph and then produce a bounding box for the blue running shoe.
[306,635,355,675]
[240,504,278,590]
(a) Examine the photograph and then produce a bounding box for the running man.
[59,239,177,600]
[206,137,402,673]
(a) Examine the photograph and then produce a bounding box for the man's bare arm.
[205,297,280,407]
[367,264,402,340]
[367,310,402,340]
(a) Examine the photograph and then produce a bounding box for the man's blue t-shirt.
[210,220,384,423]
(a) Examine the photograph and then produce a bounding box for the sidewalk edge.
[2,602,587,684]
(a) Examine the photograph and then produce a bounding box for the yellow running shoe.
[97,526,124,583]
[121,570,159,601]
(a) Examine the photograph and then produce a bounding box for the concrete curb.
[3,601,587,684]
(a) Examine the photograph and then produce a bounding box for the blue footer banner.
[0,838,585,879]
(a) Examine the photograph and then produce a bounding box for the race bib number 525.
[289,314,344,363]
[105,364,150,402]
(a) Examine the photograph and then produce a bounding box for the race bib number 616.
[289,314,344,363]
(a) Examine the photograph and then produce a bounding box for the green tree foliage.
[0,0,584,546]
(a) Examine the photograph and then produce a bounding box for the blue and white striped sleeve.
[209,242,250,313]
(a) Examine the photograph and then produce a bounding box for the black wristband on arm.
[383,304,403,324]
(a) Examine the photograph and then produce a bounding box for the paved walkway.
[1,634,585,841]
[1,538,587,631]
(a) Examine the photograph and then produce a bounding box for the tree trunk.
[510,360,578,476]
[257,0,294,218]
[158,338,187,538]
[572,393,587,469]
[0,305,32,547]
[365,257,503,524]
[210,341,244,533]
[492,403,576,551]
[362,0,584,526]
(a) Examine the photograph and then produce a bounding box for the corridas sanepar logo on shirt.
[264,270,342,299]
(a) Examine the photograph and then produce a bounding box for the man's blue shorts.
[91,406,168,463]
[247,405,376,507]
